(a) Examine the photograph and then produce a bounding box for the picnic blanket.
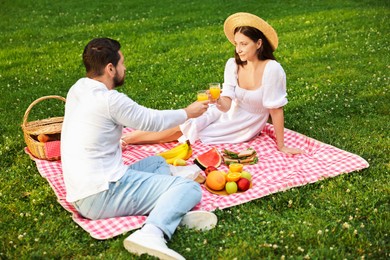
[25,123,369,240]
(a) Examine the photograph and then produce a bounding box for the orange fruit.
[226,172,242,182]
[37,134,50,143]
[229,163,243,172]
[221,171,228,181]
[206,171,226,191]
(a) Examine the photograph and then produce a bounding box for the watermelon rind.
[193,147,222,170]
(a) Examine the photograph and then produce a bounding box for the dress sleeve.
[221,58,237,99]
[262,61,288,109]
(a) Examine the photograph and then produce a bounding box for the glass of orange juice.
[197,90,209,101]
[209,83,221,101]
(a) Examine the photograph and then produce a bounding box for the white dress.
[179,58,288,144]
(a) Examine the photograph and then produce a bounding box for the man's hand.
[184,100,209,119]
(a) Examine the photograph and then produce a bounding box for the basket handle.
[22,95,66,127]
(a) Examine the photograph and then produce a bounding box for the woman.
[123,12,303,155]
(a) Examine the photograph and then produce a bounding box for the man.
[61,38,217,259]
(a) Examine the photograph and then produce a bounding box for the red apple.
[237,178,250,191]
[204,166,218,176]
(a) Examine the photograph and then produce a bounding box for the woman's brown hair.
[234,26,276,66]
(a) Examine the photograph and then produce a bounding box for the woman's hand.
[215,96,232,112]
[120,138,127,149]
[279,146,305,155]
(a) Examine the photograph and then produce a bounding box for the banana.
[166,157,186,166]
[157,141,190,159]
[184,144,192,160]
[165,158,176,165]
[158,143,188,159]
[165,148,189,164]
[173,158,187,166]
[180,140,192,160]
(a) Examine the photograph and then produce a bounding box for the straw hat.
[224,12,278,51]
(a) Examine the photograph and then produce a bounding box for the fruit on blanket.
[226,172,242,182]
[237,178,251,192]
[205,171,226,191]
[229,163,243,172]
[165,152,187,164]
[158,140,192,164]
[241,171,252,181]
[204,166,218,176]
[194,147,222,170]
[172,158,187,166]
[221,171,228,181]
[184,144,193,160]
[225,181,238,194]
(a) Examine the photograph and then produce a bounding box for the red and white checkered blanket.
[26,124,369,240]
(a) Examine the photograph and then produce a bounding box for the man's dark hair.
[234,26,276,66]
[83,38,121,77]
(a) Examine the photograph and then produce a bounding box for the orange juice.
[209,83,221,100]
[197,90,208,101]
[209,87,221,99]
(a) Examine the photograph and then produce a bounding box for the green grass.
[1,0,389,259]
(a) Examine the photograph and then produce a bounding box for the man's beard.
[114,72,125,88]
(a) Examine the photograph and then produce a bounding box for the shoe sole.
[124,239,184,260]
[180,211,217,231]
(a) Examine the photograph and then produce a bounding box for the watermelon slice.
[193,147,222,170]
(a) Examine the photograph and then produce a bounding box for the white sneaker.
[123,230,185,260]
[180,211,218,231]
[170,164,202,180]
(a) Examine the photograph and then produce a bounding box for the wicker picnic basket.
[21,95,66,161]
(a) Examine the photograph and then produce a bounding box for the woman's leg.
[122,126,182,144]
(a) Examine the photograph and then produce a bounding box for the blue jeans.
[73,156,202,239]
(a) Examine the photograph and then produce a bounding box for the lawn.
[0,0,389,259]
